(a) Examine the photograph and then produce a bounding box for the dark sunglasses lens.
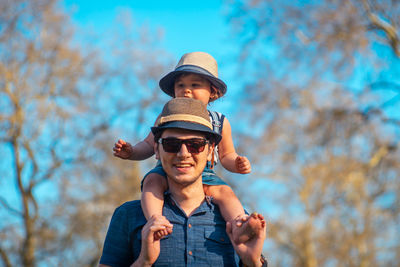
[162,139,182,153]
[185,139,207,153]
[161,138,207,153]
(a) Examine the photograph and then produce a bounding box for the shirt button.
[220,238,225,242]
[188,251,193,256]
[188,223,192,228]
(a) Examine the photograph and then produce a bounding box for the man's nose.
[177,143,190,157]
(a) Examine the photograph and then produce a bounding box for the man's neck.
[168,178,205,217]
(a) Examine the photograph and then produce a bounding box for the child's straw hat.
[159,52,227,98]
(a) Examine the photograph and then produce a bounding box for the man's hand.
[235,156,251,174]
[113,139,134,159]
[131,215,173,267]
[226,213,266,267]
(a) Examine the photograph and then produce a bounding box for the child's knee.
[143,173,168,191]
[207,184,235,199]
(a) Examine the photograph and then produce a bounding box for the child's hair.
[209,85,223,102]
[173,73,223,103]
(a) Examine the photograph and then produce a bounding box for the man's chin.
[167,173,201,185]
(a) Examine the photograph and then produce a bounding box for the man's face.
[155,128,213,187]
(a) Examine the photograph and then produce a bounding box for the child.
[113,52,253,243]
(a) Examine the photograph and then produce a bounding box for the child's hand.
[113,139,134,159]
[235,156,251,174]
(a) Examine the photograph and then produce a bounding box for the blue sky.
[63,0,233,59]
[63,0,241,114]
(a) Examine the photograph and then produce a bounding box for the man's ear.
[154,142,160,160]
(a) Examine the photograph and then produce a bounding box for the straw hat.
[159,52,227,98]
[151,97,222,144]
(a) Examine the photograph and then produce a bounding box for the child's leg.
[142,173,170,239]
[204,184,260,244]
[203,184,245,222]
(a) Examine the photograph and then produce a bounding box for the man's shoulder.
[118,199,141,209]
[112,200,146,224]
[114,199,141,213]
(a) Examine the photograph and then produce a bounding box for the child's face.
[174,74,215,105]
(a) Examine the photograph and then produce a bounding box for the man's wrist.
[131,255,153,267]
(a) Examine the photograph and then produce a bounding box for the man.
[99,98,267,267]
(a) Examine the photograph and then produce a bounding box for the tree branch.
[362,0,400,57]
[0,196,22,216]
[0,246,12,267]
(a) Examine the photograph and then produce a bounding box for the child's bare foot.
[232,212,265,244]
[226,212,267,266]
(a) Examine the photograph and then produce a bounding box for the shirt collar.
[164,191,215,216]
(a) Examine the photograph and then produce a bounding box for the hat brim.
[159,65,227,98]
[151,121,222,145]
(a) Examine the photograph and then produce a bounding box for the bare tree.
[225,0,400,266]
[0,0,171,266]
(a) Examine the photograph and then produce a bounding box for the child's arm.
[113,115,161,160]
[113,131,155,160]
[217,117,251,174]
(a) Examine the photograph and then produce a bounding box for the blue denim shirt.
[99,193,240,267]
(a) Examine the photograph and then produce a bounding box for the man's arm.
[98,212,172,267]
[130,215,173,267]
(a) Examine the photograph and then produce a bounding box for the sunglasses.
[158,138,209,154]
